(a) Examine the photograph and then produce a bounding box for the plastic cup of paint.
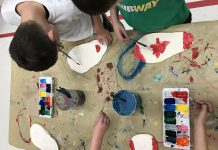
[55,89,85,111]
[112,90,142,116]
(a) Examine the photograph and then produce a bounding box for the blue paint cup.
[112,90,142,116]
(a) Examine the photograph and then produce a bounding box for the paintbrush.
[189,97,218,119]
[130,38,152,50]
[59,49,81,65]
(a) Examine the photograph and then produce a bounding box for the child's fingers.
[94,113,102,126]
[101,112,106,123]
[106,117,110,125]
[198,100,213,112]
[121,29,129,39]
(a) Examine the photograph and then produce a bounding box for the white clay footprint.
[129,134,158,150]
[134,32,193,63]
[30,124,59,150]
[67,40,107,73]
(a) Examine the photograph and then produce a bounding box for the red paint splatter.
[134,44,145,62]
[150,38,170,58]
[152,138,159,150]
[95,45,101,53]
[171,91,188,103]
[129,140,135,150]
[183,56,201,68]
[183,32,193,49]
[192,47,199,60]
[16,108,32,143]
[201,61,208,66]
[97,74,100,82]
[106,62,113,70]
[97,68,100,73]
[190,76,194,83]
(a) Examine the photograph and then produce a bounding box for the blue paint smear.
[117,34,145,80]
[153,74,164,81]
[169,67,179,77]
[164,105,176,111]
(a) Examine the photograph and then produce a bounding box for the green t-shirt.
[118,0,190,33]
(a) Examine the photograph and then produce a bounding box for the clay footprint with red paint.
[134,32,193,63]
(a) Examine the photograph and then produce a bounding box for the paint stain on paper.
[192,47,199,60]
[215,68,218,74]
[181,68,191,74]
[153,74,164,81]
[189,76,194,83]
[169,66,179,77]
[16,108,32,143]
[106,62,113,70]
[150,38,170,58]
[183,56,201,68]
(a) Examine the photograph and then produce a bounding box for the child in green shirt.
[72,0,191,41]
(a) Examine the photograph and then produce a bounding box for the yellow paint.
[153,101,158,105]
[154,121,158,126]
[78,113,84,117]
[176,104,189,112]
[215,62,218,66]
[39,92,46,97]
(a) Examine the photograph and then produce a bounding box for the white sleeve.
[1,0,22,26]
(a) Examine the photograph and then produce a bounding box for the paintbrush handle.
[59,49,81,65]
[130,38,152,50]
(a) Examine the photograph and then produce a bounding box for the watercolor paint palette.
[162,88,190,149]
[38,77,53,118]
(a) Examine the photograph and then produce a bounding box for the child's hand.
[92,111,110,140]
[193,100,213,125]
[96,28,112,46]
[112,21,129,41]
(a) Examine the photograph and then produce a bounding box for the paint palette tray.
[162,88,190,150]
[38,77,54,118]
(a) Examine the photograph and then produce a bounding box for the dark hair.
[9,21,58,71]
[72,0,117,15]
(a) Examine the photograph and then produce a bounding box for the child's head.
[72,0,120,15]
[10,21,58,71]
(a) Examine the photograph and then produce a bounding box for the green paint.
[153,74,164,81]
[40,109,45,115]
[164,117,176,124]
[45,111,50,115]
[181,68,191,74]
[164,111,176,117]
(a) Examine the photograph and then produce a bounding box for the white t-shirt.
[1,0,94,41]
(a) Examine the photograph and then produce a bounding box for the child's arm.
[193,101,213,150]
[90,112,110,150]
[110,6,129,41]
[91,15,112,45]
